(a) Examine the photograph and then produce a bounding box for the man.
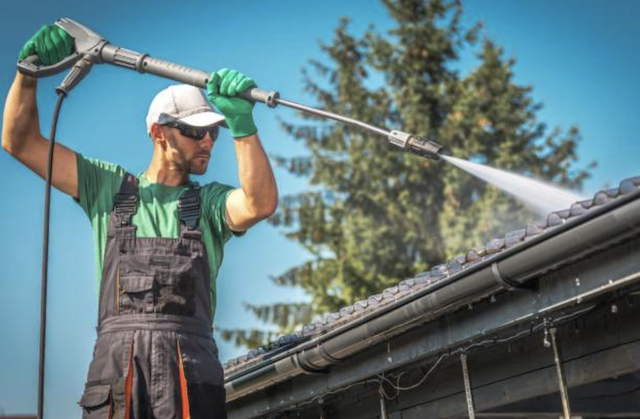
[2,24,277,418]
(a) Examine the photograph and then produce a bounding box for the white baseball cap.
[146,84,227,135]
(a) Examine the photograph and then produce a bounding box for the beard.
[165,130,210,175]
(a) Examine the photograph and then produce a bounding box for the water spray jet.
[441,155,585,215]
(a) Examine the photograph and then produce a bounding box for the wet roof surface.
[223,175,640,375]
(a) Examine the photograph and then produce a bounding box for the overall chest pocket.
[117,253,197,316]
[119,274,154,314]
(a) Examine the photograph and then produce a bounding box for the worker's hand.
[206,68,257,138]
[18,24,75,67]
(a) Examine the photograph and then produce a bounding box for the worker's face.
[162,126,216,175]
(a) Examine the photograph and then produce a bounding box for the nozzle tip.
[437,147,452,157]
[407,136,444,160]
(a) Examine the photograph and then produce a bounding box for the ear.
[149,123,167,145]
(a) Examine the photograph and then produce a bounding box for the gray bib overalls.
[78,173,226,419]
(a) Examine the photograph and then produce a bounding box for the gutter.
[225,185,640,402]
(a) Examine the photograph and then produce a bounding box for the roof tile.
[485,238,505,254]
[546,212,565,227]
[414,275,432,285]
[569,202,588,216]
[620,176,640,194]
[526,221,545,237]
[505,229,526,248]
[446,259,464,274]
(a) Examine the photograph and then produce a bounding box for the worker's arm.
[207,69,278,231]
[1,24,78,198]
[226,132,278,231]
[2,72,79,198]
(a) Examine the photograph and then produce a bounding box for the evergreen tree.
[222,0,593,348]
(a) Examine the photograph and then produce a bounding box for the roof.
[223,175,640,377]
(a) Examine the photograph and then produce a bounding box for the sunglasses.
[162,120,220,141]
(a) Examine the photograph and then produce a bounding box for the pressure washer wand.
[101,45,443,160]
[18,18,443,160]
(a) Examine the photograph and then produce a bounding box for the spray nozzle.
[387,130,443,160]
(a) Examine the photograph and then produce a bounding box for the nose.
[200,132,215,150]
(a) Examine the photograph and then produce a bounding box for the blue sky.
[1,0,639,416]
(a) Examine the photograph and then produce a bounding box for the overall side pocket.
[78,384,112,419]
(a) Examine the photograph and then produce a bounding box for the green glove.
[206,68,258,138]
[19,24,75,67]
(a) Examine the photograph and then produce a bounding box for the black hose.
[37,90,67,419]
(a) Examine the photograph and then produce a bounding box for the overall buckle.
[114,193,137,226]
[178,188,202,230]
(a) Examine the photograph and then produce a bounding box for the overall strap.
[178,186,203,239]
[114,173,139,227]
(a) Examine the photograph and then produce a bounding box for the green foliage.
[223,0,594,350]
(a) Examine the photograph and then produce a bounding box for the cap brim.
[180,111,228,129]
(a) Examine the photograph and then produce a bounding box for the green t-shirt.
[74,152,241,321]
